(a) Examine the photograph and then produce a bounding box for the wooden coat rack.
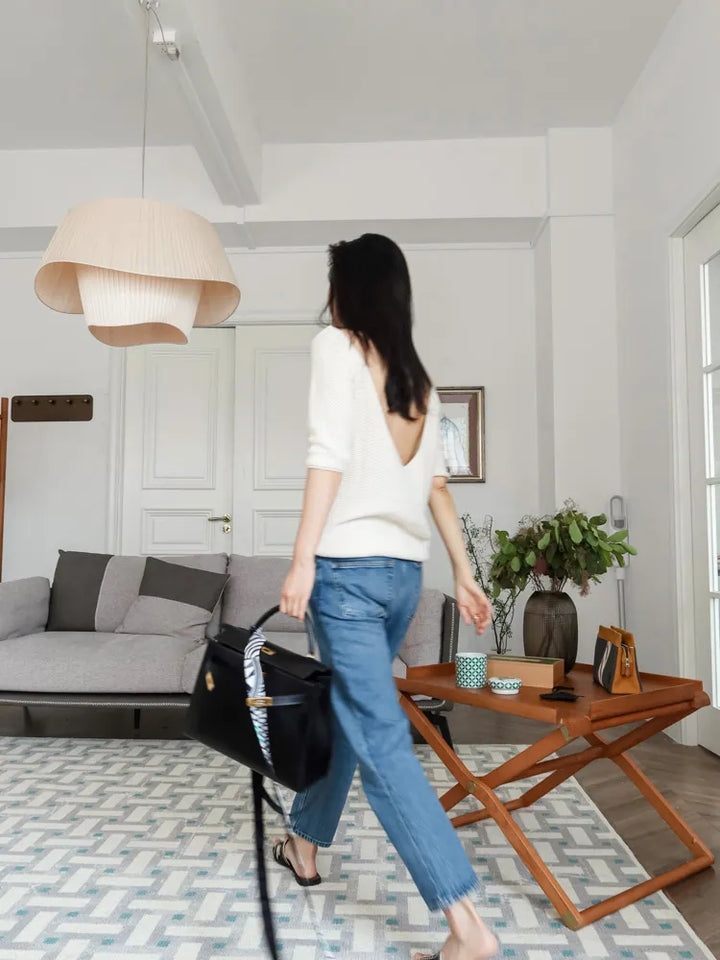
[0,398,8,581]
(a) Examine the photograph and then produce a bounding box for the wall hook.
[12,395,93,423]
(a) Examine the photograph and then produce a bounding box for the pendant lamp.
[35,197,240,346]
[33,3,240,346]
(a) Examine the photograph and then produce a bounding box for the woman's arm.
[429,476,491,635]
[281,328,358,621]
[280,468,341,621]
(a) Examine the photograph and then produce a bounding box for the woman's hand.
[455,575,492,635]
[280,557,315,621]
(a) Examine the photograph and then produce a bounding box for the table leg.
[400,692,478,793]
[513,707,699,809]
[586,730,714,866]
[439,782,469,812]
[399,692,583,926]
[400,691,714,930]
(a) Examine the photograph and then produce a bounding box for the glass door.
[685,203,720,755]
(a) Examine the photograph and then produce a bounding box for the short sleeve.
[306,328,359,473]
[432,391,449,478]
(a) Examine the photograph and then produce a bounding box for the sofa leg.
[22,705,30,728]
[133,708,141,732]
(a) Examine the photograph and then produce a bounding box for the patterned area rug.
[0,738,712,960]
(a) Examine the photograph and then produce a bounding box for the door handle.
[208,514,232,534]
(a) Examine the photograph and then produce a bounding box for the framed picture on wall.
[437,387,485,482]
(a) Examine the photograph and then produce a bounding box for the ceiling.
[215,0,680,141]
[0,1,190,149]
[0,0,679,150]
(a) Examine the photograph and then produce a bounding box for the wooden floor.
[2,703,719,956]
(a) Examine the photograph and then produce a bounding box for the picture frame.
[437,387,485,482]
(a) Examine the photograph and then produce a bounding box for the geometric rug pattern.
[0,738,713,960]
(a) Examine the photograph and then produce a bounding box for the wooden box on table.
[486,653,564,688]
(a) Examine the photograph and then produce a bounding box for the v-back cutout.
[365,363,427,467]
[364,352,428,469]
[341,327,429,468]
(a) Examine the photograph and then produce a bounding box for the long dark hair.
[326,234,431,420]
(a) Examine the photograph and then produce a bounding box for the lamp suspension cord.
[140,6,151,200]
[139,1,179,199]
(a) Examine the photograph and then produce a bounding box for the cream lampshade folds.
[34,197,240,346]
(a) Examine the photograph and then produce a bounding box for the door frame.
[106,348,127,554]
[670,181,720,746]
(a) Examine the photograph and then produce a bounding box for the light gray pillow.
[224,555,301,632]
[116,557,228,643]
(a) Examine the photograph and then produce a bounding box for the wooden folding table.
[397,663,714,929]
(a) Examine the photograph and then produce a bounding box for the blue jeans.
[290,556,479,911]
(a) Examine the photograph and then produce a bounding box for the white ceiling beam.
[124,0,262,206]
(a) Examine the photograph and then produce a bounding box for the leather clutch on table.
[593,625,641,694]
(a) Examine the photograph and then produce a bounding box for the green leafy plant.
[489,501,637,597]
[461,514,520,654]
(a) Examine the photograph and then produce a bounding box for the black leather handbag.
[185,604,333,959]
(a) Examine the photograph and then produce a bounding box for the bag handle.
[252,604,318,658]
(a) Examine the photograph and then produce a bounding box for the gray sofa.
[0,553,458,744]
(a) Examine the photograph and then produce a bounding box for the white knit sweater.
[306,326,448,562]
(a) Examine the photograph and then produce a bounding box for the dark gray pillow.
[47,550,113,631]
[116,557,228,643]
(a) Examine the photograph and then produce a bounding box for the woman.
[277,234,498,960]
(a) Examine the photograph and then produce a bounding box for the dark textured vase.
[523,591,578,673]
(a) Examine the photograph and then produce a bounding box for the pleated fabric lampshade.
[34,197,241,346]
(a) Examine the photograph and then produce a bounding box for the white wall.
[257,138,546,222]
[614,0,720,677]
[230,243,539,598]
[0,137,546,234]
[0,147,234,229]
[0,124,625,664]
[544,215,622,661]
[408,247,538,601]
[412,246,539,652]
[534,225,555,515]
[532,129,622,664]
[0,257,112,581]
[1,244,537,599]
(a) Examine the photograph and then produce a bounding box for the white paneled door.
[120,324,317,559]
[121,329,236,555]
[685,203,720,756]
[232,325,316,556]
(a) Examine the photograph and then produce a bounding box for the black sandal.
[272,838,322,887]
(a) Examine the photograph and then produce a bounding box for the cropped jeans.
[290,556,479,912]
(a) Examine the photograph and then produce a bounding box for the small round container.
[488,676,522,696]
[455,652,487,689]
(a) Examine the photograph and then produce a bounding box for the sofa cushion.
[181,644,207,694]
[261,629,408,678]
[255,595,443,665]
[0,631,197,694]
[116,558,228,643]
[0,577,50,641]
[168,554,228,639]
[47,551,228,639]
[223,556,303,632]
[94,554,229,637]
[180,631,405,696]
[47,551,113,630]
